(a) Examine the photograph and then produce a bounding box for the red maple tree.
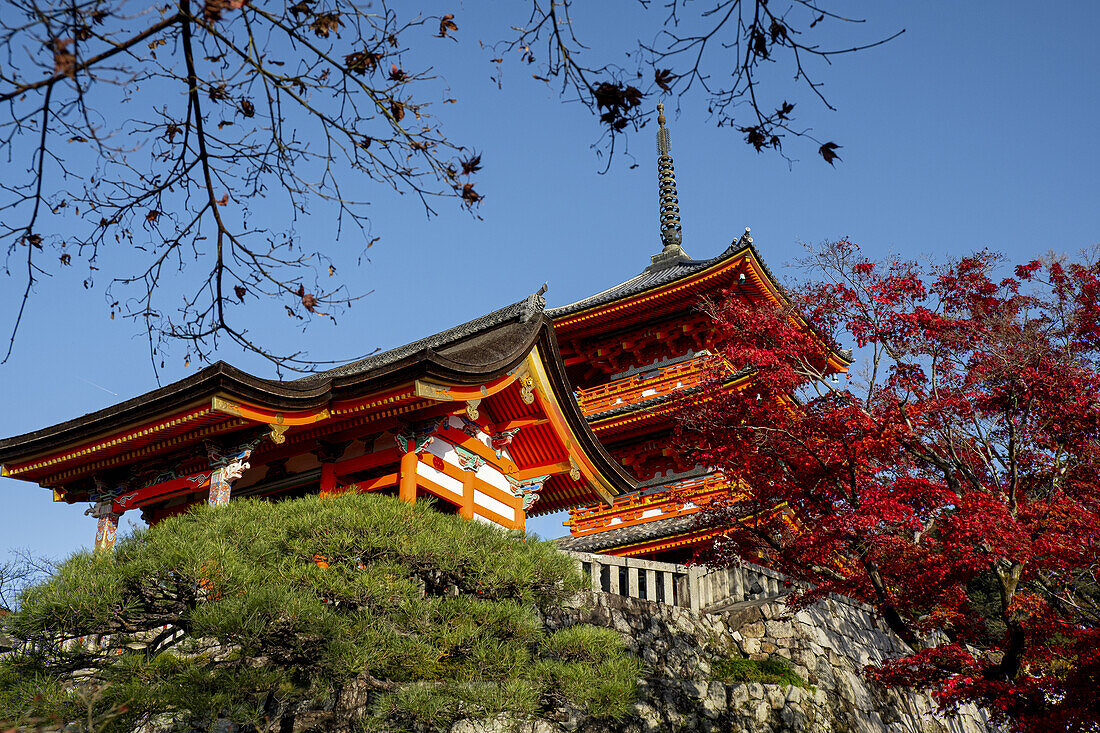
[688,240,1100,730]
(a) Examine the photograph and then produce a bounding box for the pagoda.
[553,104,850,562]
[0,294,635,550]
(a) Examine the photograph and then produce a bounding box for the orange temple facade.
[551,238,849,561]
[0,298,636,550]
[552,104,849,561]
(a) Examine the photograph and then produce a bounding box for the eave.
[0,299,636,516]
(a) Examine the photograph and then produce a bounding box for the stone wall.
[525,591,998,733]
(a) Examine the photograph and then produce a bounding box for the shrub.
[0,493,637,732]
[712,655,809,688]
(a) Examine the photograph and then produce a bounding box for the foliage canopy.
[691,240,1100,731]
[0,493,639,732]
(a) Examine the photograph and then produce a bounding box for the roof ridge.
[547,242,739,318]
[295,289,548,384]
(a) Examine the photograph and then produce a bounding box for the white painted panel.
[447,415,493,449]
[416,461,463,494]
[640,508,664,520]
[475,462,512,494]
[474,489,515,521]
[425,439,462,469]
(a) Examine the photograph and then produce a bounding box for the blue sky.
[2,2,1098,563]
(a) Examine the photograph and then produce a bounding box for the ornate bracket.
[454,445,486,473]
[519,375,535,405]
[394,416,447,455]
[506,474,550,511]
[268,423,290,444]
[491,428,521,457]
[204,433,265,507]
[465,399,481,421]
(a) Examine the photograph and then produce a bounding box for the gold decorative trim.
[4,407,214,477]
[414,381,453,401]
[211,396,243,416]
[269,424,290,445]
[37,418,245,484]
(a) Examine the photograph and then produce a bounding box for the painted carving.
[113,491,139,510]
[205,437,263,507]
[454,445,486,472]
[394,417,446,454]
[224,457,250,483]
[519,375,535,405]
[91,476,129,503]
[86,500,121,551]
[460,416,482,439]
[210,396,244,417]
[506,474,549,511]
[95,512,120,551]
[491,428,521,457]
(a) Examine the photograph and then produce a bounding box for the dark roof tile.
[554,513,701,552]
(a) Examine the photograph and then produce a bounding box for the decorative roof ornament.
[650,103,689,271]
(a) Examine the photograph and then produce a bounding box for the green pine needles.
[0,494,640,732]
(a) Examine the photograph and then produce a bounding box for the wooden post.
[515,497,526,532]
[320,462,336,497]
[207,467,230,507]
[460,472,474,519]
[399,450,418,504]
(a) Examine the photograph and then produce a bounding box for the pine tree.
[0,493,639,732]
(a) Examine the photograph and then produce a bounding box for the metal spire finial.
[651,103,687,269]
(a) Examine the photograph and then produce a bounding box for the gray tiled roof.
[548,251,733,318]
[296,290,546,384]
[554,513,702,553]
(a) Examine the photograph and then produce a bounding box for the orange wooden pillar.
[460,473,475,520]
[319,462,337,497]
[398,450,418,504]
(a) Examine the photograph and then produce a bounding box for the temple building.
[552,104,850,562]
[0,105,846,559]
[0,295,635,550]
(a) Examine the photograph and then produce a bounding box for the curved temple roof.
[0,292,636,517]
[550,234,852,369]
[0,295,546,462]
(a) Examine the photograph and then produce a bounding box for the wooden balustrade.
[574,355,713,414]
[565,473,743,535]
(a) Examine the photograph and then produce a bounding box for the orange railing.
[575,355,715,415]
[565,473,747,536]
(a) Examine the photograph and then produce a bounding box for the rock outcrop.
[510,591,997,733]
